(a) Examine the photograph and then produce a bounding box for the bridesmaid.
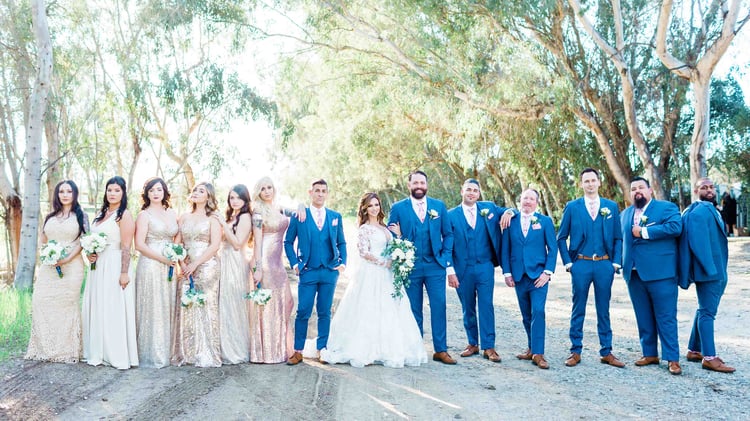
[217,184,252,364]
[248,177,296,363]
[134,177,179,368]
[26,180,89,363]
[171,182,222,367]
[82,176,139,369]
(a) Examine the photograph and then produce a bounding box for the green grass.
[0,288,32,361]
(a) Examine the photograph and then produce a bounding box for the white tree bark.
[13,0,53,289]
[655,0,748,198]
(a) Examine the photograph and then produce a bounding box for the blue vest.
[465,223,493,265]
[307,225,332,269]
[414,219,435,263]
[580,216,607,257]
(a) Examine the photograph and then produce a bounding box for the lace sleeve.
[357,225,387,266]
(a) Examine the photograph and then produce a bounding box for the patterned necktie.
[633,208,643,226]
[522,215,530,237]
[588,201,597,220]
[316,209,324,230]
[417,202,426,222]
[467,207,476,229]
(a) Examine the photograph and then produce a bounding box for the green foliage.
[0,288,32,361]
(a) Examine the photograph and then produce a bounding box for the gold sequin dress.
[135,211,178,368]
[171,219,222,367]
[26,216,85,363]
[219,239,251,364]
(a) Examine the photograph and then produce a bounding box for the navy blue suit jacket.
[501,212,557,280]
[557,197,622,266]
[388,196,453,269]
[284,207,347,271]
[448,201,504,277]
[621,199,682,282]
[678,201,728,288]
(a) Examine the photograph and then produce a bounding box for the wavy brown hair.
[190,182,219,216]
[357,192,386,227]
[140,177,171,210]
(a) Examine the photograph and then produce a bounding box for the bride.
[321,192,427,368]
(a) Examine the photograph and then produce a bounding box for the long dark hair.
[225,184,252,234]
[94,176,128,223]
[44,180,87,239]
[357,192,386,227]
[141,177,171,210]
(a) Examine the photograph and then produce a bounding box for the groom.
[388,170,456,364]
[284,179,347,365]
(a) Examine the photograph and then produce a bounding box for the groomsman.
[621,177,682,375]
[557,168,625,368]
[447,179,511,363]
[501,189,557,369]
[388,171,456,364]
[679,177,735,373]
[284,179,347,365]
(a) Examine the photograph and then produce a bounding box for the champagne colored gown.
[135,211,178,368]
[219,239,251,364]
[82,216,139,369]
[171,219,222,367]
[248,216,294,363]
[26,216,85,363]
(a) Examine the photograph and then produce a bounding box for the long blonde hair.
[252,176,282,229]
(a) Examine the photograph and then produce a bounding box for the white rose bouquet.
[382,238,417,299]
[180,276,206,308]
[39,240,68,278]
[80,232,108,270]
[162,243,186,282]
[245,282,272,306]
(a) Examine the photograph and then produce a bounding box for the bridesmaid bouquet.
[162,243,186,282]
[382,238,417,299]
[39,240,68,278]
[245,283,272,305]
[180,276,206,308]
[80,232,108,270]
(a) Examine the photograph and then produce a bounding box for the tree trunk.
[13,0,53,290]
[689,77,711,196]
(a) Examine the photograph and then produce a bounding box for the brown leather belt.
[577,254,609,261]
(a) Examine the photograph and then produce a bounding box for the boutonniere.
[639,215,648,226]
[428,209,439,219]
[530,216,539,225]
[600,208,611,217]
[480,208,490,218]
[332,218,339,227]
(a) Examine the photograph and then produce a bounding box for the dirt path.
[2,239,749,420]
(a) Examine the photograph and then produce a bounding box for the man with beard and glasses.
[621,177,682,375]
[388,171,456,364]
[557,168,625,368]
[678,177,736,373]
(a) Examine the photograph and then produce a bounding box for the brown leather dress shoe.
[565,353,581,367]
[702,357,736,373]
[483,348,501,363]
[686,351,704,362]
[634,356,660,366]
[516,349,532,360]
[433,351,457,365]
[287,351,303,365]
[532,354,549,369]
[600,353,626,368]
[668,361,682,375]
[460,344,480,357]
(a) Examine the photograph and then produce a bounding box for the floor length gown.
[82,216,139,369]
[135,211,178,368]
[321,224,427,368]
[26,216,85,363]
[171,219,222,367]
[219,240,251,364]
[248,216,294,363]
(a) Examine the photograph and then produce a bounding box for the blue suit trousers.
[687,278,727,357]
[406,261,447,353]
[569,260,614,356]
[514,275,548,355]
[626,271,679,361]
[455,262,495,350]
[295,267,339,351]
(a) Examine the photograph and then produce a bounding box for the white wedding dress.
[321,224,427,368]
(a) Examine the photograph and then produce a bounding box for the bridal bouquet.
[162,243,186,282]
[180,276,206,308]
[39,240,68,278]
[80,232,108,270]
[245,283,272,306]
[382,238,416,299]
